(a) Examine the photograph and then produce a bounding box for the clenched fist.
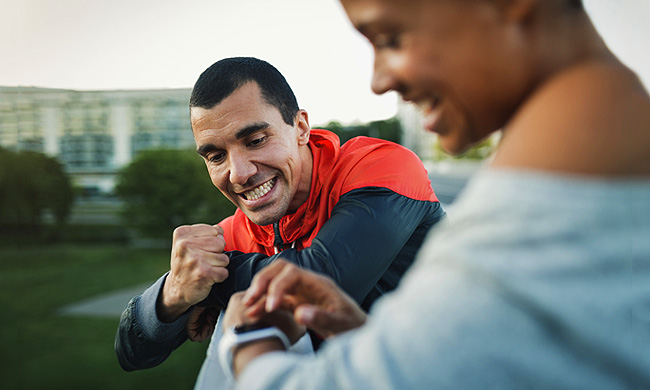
[157,224,230,323]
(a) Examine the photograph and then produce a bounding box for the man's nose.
[228,152,256,186]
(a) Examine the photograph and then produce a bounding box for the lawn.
[0,243,209,390]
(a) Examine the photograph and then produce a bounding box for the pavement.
[58,282,153,318]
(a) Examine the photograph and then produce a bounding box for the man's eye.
[248,136,267,147]
[208,152,226,163]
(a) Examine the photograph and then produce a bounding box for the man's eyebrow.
[196,122,270,157]
[235,122,269,140]
[197,143,218,157]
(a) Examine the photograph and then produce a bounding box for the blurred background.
[1,0,648,388]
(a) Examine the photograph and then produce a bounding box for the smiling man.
[114,57,446,387]
[191,81,313,228]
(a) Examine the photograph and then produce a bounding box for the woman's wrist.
[218,323,291,381]
[232,338,286,378]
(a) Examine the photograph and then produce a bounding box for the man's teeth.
[244,179,275,200]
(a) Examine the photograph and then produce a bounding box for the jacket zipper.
[273,222,284,253]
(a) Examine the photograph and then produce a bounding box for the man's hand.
[243,259,367,338]
[187,305,220,342]
[158,224,230,323]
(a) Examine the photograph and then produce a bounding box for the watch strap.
[218,325,290,382]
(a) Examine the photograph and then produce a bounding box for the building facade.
[0,86,194,194]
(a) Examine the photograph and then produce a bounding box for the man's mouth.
[242,178,276,200]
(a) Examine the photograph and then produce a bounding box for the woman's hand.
[222,291,306,345]
[243,259,367,338]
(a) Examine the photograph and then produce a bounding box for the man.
[219,0,650,389]
[114,57,445,385]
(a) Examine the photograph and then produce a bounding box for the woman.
[221,0,650,388]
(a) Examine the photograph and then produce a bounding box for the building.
[0,86,194,195]
[1,86,483,203]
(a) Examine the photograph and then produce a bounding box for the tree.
[0,147,74,228]
[367,117,402,144]
[115,149,235,238]
[319,117,402,144]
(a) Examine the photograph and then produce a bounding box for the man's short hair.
[190,57,300,126]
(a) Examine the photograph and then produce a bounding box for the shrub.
[115,149,235,238]
[0,147,73,227]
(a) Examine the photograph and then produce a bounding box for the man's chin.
[239,196,290,226]
[242,208,282,227]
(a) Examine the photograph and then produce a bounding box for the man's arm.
[203,187,445,308]
[115,274,191,371]
[115,188,443,371]
[115,224,229,371]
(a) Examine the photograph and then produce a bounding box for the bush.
[319,117,402,144]
[115,149,235,239]
[0,147,74,228]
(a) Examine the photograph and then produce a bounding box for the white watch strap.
[218,325,290,382]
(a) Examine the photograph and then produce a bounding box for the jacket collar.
[243,129,340,248]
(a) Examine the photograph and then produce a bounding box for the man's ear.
[295,109,311,146]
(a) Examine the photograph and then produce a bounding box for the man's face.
[341,0,531,154]
[191,82,312,226]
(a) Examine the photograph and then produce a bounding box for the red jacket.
[115,130,446,372]
[219,129,438,255]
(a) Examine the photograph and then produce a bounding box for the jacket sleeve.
[114,273,192,371]
[202,187,446,308]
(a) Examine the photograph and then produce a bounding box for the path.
[59,283,153,318]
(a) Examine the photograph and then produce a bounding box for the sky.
[1,0,649,126]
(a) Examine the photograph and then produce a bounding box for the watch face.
[233,322,273,334]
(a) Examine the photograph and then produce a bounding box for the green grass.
[0,243,209,390]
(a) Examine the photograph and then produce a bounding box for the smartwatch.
[218,322,291,381]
